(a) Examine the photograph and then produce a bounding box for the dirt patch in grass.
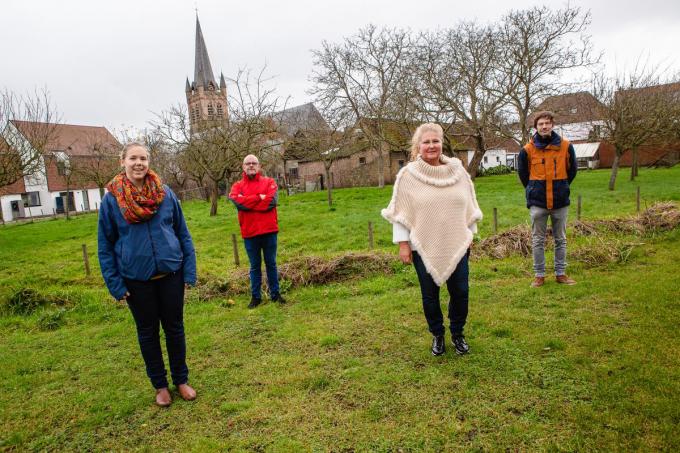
[197,252,396,300]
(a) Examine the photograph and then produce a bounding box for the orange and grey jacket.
[518,132,577,210]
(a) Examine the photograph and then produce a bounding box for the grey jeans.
[529,206,569,277]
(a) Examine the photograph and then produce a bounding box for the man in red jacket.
[229,155,285,308]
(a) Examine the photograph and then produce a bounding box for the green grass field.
[1,167,679,451]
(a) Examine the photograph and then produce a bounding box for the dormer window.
[570,107,578,114]
[207,103,214,116]
[216,103,224,117]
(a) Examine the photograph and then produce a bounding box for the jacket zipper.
[554,158,557,178]
[147,222,159,275]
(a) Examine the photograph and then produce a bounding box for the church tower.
[185,15,228,133]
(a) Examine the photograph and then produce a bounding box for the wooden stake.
[493,208,498,234]
[636,186,641,212]
[368,221,374,250]
[231,233,240,266]
[578,195,582,220]
[82,244,91,276]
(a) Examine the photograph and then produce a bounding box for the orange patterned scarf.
[107,170,166,224]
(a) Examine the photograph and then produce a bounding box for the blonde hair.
[410,123,444,161]
[119,141,150,160]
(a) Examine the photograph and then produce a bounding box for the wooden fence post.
[636,187,641,212]
[231,233,240,266]
[368,221,374,250]
[577,195,582,220]
[82,244,91,276]
[493,208,498,234]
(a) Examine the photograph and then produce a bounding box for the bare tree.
[285,108,357,207]
[0,88,60,223]
[153,67,285,216]
[310,24,412,187]
[500,5,599,145]
[418,22,514,178]
[593,67,678,190]
[71,132,121,199]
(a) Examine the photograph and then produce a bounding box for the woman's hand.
[398,242,412,265]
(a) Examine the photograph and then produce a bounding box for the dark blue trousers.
[412,250,469,337]
[125,271,188,389]
[243,232,280,299]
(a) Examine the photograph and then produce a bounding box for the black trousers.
[124,271,188,389]
[412,250,469,337]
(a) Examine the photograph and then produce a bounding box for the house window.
[82,190,90,211]
[21,192,41,207]
[57,161,67,176]
[496,156,500,163]
[398,160,405,168]
[288,167,299,178]
[216,103,224,117]
[570,107,578,114]
[483,156,488,163]
[207,103,214,116]
[359,157,366,165]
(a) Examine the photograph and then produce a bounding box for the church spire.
[194,15,217,89]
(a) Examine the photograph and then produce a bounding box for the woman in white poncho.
[382,123,482,356]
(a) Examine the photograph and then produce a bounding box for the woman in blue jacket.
[98,142,197,407]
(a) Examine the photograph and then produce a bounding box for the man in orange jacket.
[518,111,578,288]
[229,155,285,308]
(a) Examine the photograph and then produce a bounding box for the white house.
[0,121,120,222]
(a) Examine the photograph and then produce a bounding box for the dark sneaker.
[452,335,470,355]
[247,297,262,309]
[271,294,286,304]
[431,335,445,356]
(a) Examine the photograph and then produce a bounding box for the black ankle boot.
[431,335,445,356]
[452,334,470,355]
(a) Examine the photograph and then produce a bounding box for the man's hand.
[117,291,130,304]
[398,242,412,265]
[259,194,266,200]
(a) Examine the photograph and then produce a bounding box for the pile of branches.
[197,252,396,300]
[572,202,680,236]
[474,225,542,259]
[570,237,641,267]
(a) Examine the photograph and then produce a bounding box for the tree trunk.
[99,186,105,199]
[376,144,385,188]
[0,206,4,224]
[209,180,219,216]
[65,187,71,220]
[630,148,638,181]
[324,164,333,208]
[467,150,485,179]
[609,153,621,191]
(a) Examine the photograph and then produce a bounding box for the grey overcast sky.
[3,0,679,134]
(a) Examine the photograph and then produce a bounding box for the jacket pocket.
[531,157,546,179]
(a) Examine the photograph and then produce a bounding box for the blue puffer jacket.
[98,186,196,300]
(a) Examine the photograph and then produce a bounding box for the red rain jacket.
[228,172,279,239]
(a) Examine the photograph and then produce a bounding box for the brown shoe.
[531,276,545,288]
[177,383,197,401]
[155,388,172,407]
[556,275,576,285]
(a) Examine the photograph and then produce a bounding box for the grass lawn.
[0,167,679,451]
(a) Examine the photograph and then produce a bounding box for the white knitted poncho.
[381,155,483,286]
